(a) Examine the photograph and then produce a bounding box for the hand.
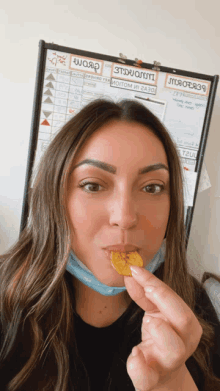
[124,265,203,391]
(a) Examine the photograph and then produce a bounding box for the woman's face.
[67,120,170,287]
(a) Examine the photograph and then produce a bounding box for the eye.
[78,181,165,194]
[142,184,165,194]
[78,181,103,193]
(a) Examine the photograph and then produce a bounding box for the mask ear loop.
[70,250,93,274]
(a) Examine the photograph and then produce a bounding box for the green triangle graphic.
[43,111,52,118]
[44,97,53,104]
[45,82,54,88]
[44,89,53,96]
[46,73,56,81]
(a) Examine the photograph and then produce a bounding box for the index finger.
[124,271,158,313]
[124,265,194,329]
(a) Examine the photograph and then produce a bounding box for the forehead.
[73,121,168,168]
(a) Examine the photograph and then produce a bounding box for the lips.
[103,244,140,253]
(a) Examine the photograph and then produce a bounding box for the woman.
[0,99,219,391]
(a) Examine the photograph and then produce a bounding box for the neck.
[72,276,132,328]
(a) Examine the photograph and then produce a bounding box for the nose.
[109,191,138,229]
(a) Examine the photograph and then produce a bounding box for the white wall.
[0,0,220,280]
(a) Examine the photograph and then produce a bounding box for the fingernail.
[130,265,140,275]
[132,346,139,357]
[143,315,152,323]
[144,286,154,293]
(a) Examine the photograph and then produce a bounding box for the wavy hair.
[0,99,220,390]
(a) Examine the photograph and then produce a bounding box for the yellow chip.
[111,251,143,276]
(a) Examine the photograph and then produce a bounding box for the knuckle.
[145,274,156,286]
[180,311,193,329]
[177,343,186,361]
[198,322,203,337]
[152,316,165,328]
[166,343,186,367]
[154,285,170,300]
[191,323,203,351]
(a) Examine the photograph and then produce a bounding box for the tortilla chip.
[111,251,143,276]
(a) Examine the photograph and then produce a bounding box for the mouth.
[103,248,140,261]
[103,245,140,253]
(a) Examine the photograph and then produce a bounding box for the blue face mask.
[66,240,166,296]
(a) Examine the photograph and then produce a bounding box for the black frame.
[19,40,219,250]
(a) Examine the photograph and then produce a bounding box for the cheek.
[68,194,170,232]
[68,197,103,230]
[154,207,170,228]
[144,198,170,227]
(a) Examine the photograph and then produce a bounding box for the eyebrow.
[71,159,169,175]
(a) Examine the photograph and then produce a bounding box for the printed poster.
[32,49,211,209]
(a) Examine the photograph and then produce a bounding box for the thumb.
[126,346,159,391]
[124,275,157,313]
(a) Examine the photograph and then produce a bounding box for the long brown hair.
[0,99,219,390]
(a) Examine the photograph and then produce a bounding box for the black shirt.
[0,271,220,390]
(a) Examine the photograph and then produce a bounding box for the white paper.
[31,49,211,203]
[183,170,197,207]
